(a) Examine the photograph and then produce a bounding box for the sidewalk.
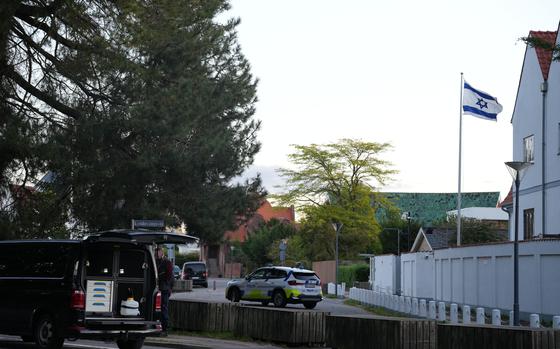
[146,334,285,349]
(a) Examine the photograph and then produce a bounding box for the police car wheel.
[273,290,287,308]
[230,288,241,302]
[303,301,317,309]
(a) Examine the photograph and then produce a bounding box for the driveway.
[172,278,370,316]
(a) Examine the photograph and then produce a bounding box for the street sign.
[131,219,164,229]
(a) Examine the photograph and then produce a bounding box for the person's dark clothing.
[156,256,173,331]
[160,289,170,333]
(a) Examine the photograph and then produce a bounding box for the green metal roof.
[380,192,500,225]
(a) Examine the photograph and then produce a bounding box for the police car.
[225,266,322,309]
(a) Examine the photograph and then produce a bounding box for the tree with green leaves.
[274,139,396,260]
[1,1,264,241]
[240,218,297,271]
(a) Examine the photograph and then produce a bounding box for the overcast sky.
[226,0,560,200]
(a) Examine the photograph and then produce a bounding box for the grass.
[344,299,410,318]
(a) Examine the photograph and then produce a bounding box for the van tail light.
[71,289,85,310]
[203,271,207,278]
[155,291,162,311]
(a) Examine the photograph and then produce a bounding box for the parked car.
[173,265,181,280]
[182,261,208,288]
[0,230,195,349]
[225,266,322,309]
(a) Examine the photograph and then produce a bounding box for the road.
[171,277,370,316]
[0,278,353,349]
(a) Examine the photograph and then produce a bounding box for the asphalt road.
[0,336,165,349]
[171,277,370,316]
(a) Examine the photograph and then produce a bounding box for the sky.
[225,0,560,200]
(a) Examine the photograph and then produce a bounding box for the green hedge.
[338,263,369,285]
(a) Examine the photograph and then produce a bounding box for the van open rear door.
[85,230,198,245]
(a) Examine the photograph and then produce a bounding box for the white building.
[510,27,560,239]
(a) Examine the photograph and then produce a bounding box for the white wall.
[400,239,560,316]
[371,254,399,294]
[512,29,560,237]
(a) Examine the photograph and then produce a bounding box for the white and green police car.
[225,266,322,309]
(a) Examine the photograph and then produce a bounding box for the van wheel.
[34,315,64,349]
[273,290,287,308]
[229,287,240,302]
[303,301,317,309]
[116,338,145,349]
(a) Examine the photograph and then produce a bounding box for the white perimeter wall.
[399,239,560,316]
[371,254,399,294]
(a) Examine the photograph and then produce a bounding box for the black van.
[181,262,208,288]
[0,230,194,349]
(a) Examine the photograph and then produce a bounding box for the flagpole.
[457,73,463,246]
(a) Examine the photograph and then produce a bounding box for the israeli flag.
[462,81,503,121]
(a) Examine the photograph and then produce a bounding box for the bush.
[338,263,369,285]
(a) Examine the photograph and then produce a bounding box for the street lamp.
[402,212,412,251]
[331,222,343,298]
[505,161,531,326]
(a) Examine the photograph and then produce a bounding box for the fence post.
[509,311,514,326]
[476,307,485,325]
[399,296,405,313]
[492,309,501,326]
[428,301,437,320]
[450,303,458,324]
[463,305,471,324]
[412,298,419,316]
[438,302,446,322]
[419,299,427,318]
[530,314,540,328]
[553,316,560,329]
[405,297,412,314]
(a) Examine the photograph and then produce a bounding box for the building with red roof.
[510,25,560,240]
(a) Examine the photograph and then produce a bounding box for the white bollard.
[393,295,399,311]
[450,303,458,324]
[509,311,514,326]
[428,301,437,320]
[553,316,560,329]
[405,297,412,314]
[399,296,405,313]
[419,299,427,318]
[492,309,501,326]
[438,302,446,322]
[530,314,540,328]
[412,298,419,316]
[463,305,471,324]
[476,307,485,325]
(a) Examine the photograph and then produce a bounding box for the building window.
[523,135,534,163]
[523,208,534,240]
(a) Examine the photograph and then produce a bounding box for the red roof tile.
[224,200,295,242]
[529,31,557,80]
[498,187,513,208]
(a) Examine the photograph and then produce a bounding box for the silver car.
[225,266,322,309]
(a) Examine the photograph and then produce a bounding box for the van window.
[0,244,73,278]
[118,249,145,278]
[86,248,114,277]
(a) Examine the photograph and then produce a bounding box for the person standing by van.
[155,247,173,335]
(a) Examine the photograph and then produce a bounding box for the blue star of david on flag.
[462,81,503,121]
